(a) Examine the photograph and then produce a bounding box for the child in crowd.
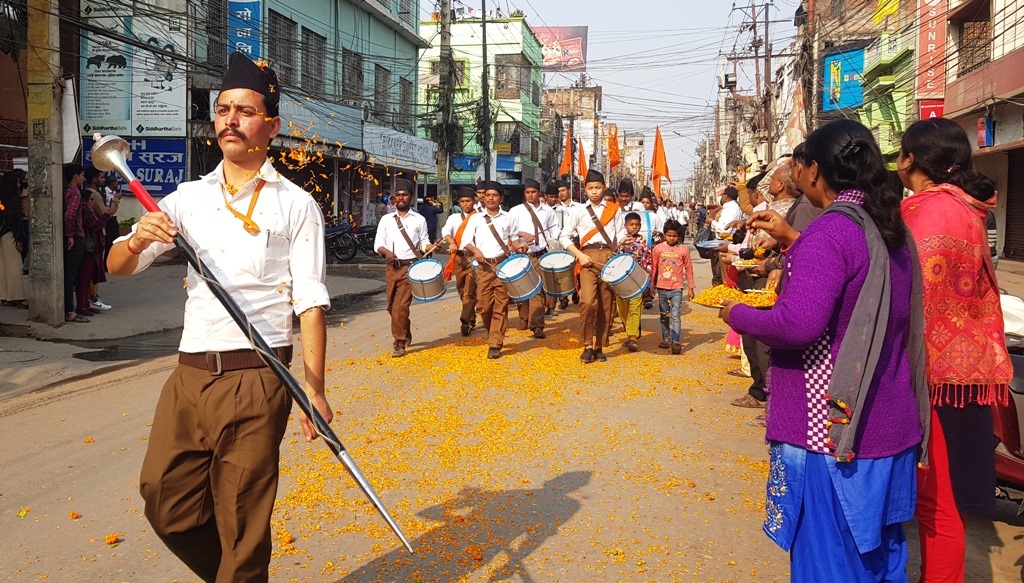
[616,213,653,352]
[652,220,695,354]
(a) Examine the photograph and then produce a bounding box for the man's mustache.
[218,128,247,140]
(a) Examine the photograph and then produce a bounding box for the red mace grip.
[128,180,160,213]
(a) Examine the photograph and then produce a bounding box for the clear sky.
[478,0,804,188]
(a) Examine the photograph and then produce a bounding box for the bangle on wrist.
[127,235,142,255]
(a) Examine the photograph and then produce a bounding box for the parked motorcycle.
[325,223,357,263]
[352,224,378,255]
[997,293,1024,514]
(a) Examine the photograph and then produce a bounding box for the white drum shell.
[538,251,576,297]
[599,254,650,300]
[409,259,447,302]
[497,254,542,302]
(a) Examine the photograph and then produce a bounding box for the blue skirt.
[765,443,917,583]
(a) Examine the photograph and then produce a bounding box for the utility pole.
[764,1,773,161]
[565,115,575,202]
[27,0,64,326]
[479,0,491,182]
[435,0,453,210]
[806,0,817,133]
[751,1,760,100]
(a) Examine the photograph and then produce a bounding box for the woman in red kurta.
[898,117,1011,583]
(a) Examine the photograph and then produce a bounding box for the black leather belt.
[456,249,472,258]
[179,346,293,376]
[582,243,614,250]
[389,259,415,267]
[482,254,509,265]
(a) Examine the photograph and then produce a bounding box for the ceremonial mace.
[91,135,414,554]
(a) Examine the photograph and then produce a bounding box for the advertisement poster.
[83,137,187,197]
[534,26,588,72]
[822,48,865,111]
[79,0,187,137]
[228,0,262,59]
[916,0,947,100]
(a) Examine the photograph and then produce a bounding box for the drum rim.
[412,288,446,302]
[539,250,575,272]
[508,280,543,302]
[599,253,636,285]
[408,258,445,283]
[617,276,651,300]
[497,253,535,283]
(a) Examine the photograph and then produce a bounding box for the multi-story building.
[543,83,603,198]
[621,131,645,187]
[943,0,1024,260]
[418,15,543,204]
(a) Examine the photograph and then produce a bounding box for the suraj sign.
[916,0,947,100]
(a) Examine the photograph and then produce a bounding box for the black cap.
[640,185,654,197]
[476,178,485,190]
[556,180,568,189]
[395,178,415,194]
[457,186,476,200]
[585,169,605,185]
[602,187,615,198]
[617,178,634,195]
[523,178,540,190]
[483,181,504,195]
[220,51,280,116]
[544,182,559,195]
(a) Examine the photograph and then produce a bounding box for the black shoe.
[671,342,682,355]
[558,298,569,309]
[593,348,607,362]
[392,344,406,358]
[580,347,595,364]
[658,340,670,349]
[461,321,471,336]
[533,328,546,339]
[644,301,653,309]
[571,292,580,305]
[626,339,639,352]
[487,347,502,359]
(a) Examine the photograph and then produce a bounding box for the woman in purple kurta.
[720,120,926,582]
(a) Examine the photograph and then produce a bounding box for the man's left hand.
[299,389,334,442]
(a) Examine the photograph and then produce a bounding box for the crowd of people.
[61,163,122,323]
[705,117,1009,582]
[375,171,698,361]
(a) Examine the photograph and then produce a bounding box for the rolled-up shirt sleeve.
[559,208,579,249]
[113,192,178,274]
[289,198,331,315]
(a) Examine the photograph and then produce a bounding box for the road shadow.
[335,471,592,583]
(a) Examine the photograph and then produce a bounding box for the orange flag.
[608,127,622,170]
[578,140,588,178]
[558,130,573,177]
[650,126,670,200]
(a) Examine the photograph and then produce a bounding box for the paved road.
[1,259,1023,582]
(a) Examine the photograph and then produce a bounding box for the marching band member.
[509,178,559,338]
[442,187,479,336]
[558,180,583,308]
[461,182,522,359]
[545,182,566,314]
[617,178,645,213]
[374,178,429,357]
[559,170,624,363]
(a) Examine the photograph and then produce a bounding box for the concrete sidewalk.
[0,255,387,398]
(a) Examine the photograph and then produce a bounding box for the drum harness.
[523,203,549,257]
[393,213,423,265]
[585,205,618,253]
[483,213,511,265]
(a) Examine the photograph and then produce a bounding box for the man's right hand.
[747,211,798,247]
[577,253,593,267]
[66,236,74,250]
[134,211,178,247]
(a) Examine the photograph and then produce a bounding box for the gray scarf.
[821,202,930,465]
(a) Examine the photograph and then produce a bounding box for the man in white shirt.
[107,52,332,582]
[637,192,664,248]
[462,181,522,359]
[473,179,486,212]
[556,180,583,308]
[441,187,479,336]
[711,185,744,232]
[616,178,645,214]
[559,169,624,363]
[374,178,430,357]
[509,177,559,338]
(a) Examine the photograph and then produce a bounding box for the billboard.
[534,26,588,72]
[822,48,865,111]
[83,137,187,197]
[916,0,947,100]
[228,0,262,59]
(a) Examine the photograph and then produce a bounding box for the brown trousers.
[140,364,292,583]
[516,255,546,331]
[386,263,413,346]
[476,260,510,348]
[579,247,616,348]
[454,255,478,324]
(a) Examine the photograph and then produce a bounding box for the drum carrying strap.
[484,214,511,257]
[586,205,618,251]
[524,202,545,248]
[394,213,423,259]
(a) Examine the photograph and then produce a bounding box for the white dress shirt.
[508,201,559,253]
[441,210,476,242]
[374,210,429,260]
[115,159,330,352]
[559,200,625,249]
[711,199,745,232]
[461,208,517,258]
[619,200,645,214]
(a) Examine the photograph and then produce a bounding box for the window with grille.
[301,28,326,96]
[342,50,364,102]
[206,0,227,68]
[267,10,296,86]
[428,59,467,87]
[399,0,415,26]
[494,54,522,99]
[399,78,413,131]
[958,19,992,76]
[374,64,391,122]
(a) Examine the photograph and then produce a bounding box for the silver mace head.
[90,134,137,182]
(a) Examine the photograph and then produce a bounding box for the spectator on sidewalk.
[84,167,114,311]
[0,169,28,309]
[103,176,123,270]
[63,163,88,323]
[418,195,443,243]
[75,186,106,318]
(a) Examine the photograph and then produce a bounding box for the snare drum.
[409,258,447,302]
[496,253,542,302]
[600,253,650,300]
[538,250,576,297]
